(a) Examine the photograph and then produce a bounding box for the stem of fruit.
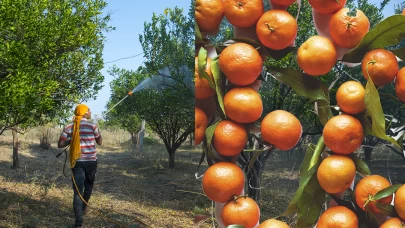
[264,23,275,32]
[366,60,376,79]
[308,135,325,171]
[233,194,248,202]
[346,22,352,29]
[363,193,373,208]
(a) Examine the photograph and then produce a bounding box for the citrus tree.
[0,0,111,168]
[195,0,405,227]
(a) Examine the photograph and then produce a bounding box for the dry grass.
[0,128,404,228]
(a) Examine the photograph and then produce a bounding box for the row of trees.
[0,0,112,168]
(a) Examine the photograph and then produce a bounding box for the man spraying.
[58,104,102,227]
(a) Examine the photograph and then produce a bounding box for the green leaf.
[211,56,226,117]
[365,76,401,148]
[316,99,334,126]
[356,112,373,136]
[297,174,325,228]
[342,15,405,63]
[391,46,405,62]
[379,93,400,103]
[225,225,245,228]
[267,47,297,61]
[193,206,209,216]
[348,154,371,176]
[284,144,318,215]
[328,193,356,211]
[268,68,330,101]
[373,184,401,200]
[365,205,380,228]
[248,151,263,169]
[375,202,399,217]
[198,47,216,89]
[195,23,203,45]
[205,120,220,161]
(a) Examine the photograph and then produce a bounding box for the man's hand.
[58,138,70,148]
[95,135,102,146]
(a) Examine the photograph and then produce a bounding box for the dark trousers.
[71,161,97,226]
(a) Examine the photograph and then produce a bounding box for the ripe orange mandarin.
[224,0,264,28]
[323,114,364,154]
[308,0,347,15]
[221,196,260,228]
[213,120,248,157]
[219,42,263,86]
[336,80,366,114]
[202,162,245,203]
[261,110,302,150]
[317,154,356,194]
[395,67,405,103]
[195,107,208,145]
[329,8,370,49]
[224,87,263,124]
[297,35,337,76]
[195,56,215,100]
[354,175,393,214]
[361,48,399,87]
[317,206,358,228]
[256,10,298,50]
[195,0,225,33]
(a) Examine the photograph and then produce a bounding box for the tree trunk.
[168,151,175,169]
[364,146,373,162]
[130,132,138,145]
[12,128,19,169]
[137,120,146,153]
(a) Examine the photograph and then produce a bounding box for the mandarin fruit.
[317,206,358,228]
[336,80,366,114]
[195,0,225,33]
[202,162,245,203]
[261,110,302,150]
[361,48,399,87]
[224,0,264,28]
[195,107,208,145]
[395,67,405,102]
[329,8,370,49]
[394,184,405,220]
[323,114,364,154]
[258,218,290,228]
[195,56,215,100]
[354,175,393,214]
[256,10,298,50]
[221,196,260,228]
[213,120,248,157]
[308,0,347,15]
[224,87,263,124]
[219,42,263,86]
[317,154,356,194]
[297,35,337,76]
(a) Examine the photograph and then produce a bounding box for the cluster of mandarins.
[195,0,405,227]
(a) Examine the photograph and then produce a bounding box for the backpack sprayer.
[56,89,149,227]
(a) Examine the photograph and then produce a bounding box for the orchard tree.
[0,0,111,168]
[112,6,194,169]
[105,66,146,144]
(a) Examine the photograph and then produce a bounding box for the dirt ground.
[0,130,404,228]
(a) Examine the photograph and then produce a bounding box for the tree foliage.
[0,0,112,135]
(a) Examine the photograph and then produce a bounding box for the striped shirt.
[60,118,100,162]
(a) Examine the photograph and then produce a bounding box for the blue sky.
[86,0,192,117]
[86,0,401,118]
